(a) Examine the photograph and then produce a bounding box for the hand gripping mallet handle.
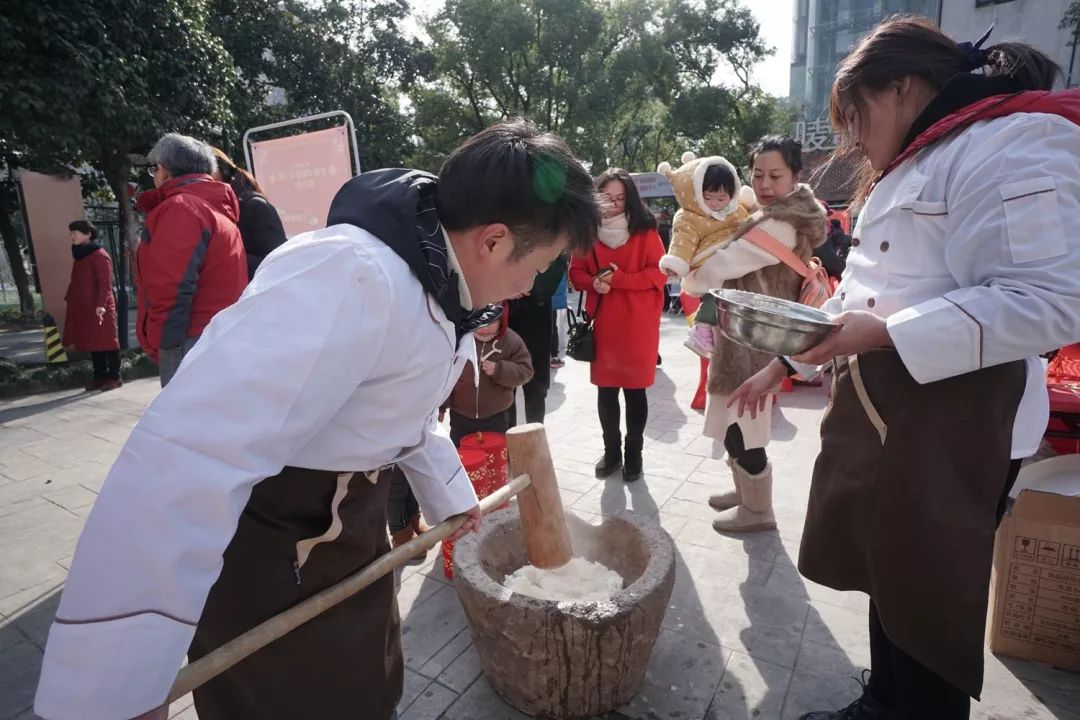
[168,473,532,702]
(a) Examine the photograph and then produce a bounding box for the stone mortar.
[452,508,676,719]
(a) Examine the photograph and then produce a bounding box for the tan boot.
[708,457,742,511]
[712,462,777,533]
[391,527,416,548]
[409,513,430,536]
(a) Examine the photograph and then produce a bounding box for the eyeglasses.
[147,164,158,177]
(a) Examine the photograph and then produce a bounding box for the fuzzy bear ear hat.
[657,151,754,220]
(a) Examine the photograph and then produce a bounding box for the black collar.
[326,169,501,343]
[900,73,1024,153]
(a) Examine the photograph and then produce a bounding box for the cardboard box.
[988,488,1080,671]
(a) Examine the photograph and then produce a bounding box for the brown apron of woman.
[799,350,1024,699]
[187,466,404,720]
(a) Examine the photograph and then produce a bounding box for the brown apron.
[799,350,1025,699]
[188,466,403,720]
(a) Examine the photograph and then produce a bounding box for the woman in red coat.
[569,169,666,482]
[64,220,121,391]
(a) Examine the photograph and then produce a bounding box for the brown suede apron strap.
[188,466,404,720]
[800,350,1025,699]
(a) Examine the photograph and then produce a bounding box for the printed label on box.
[1002,560,1080,653]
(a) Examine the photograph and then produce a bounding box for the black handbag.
[566,252,602,362]
[566,293,596,362]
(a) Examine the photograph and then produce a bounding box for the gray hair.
[148,133,216,177]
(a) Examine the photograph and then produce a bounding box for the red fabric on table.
[1045,344,1080,454]
[1048,344,1080,385]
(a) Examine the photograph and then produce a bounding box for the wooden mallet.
[168,474,529,701]
[169,423,572,701]
[505,423,573,569]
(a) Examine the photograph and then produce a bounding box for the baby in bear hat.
[657,152,756,357]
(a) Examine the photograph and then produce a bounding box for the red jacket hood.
[136,174,241,222]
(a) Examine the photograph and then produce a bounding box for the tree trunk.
[0,204,35,316]
[103,156,133,350]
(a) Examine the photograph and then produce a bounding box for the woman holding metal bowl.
[681,136,826,534]
[729,16,1080,720]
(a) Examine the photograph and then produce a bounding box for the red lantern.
[459,431,509,497]
[441,448,489,578]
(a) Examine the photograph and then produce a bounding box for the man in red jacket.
[136,133,247,386]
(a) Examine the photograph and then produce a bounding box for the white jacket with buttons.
[34,226,480,720]
[808,111,1080,458]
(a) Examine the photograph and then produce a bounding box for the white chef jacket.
[34,225,480,720]
[793,111,1080,459]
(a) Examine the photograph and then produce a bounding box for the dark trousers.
[386,469,419,534]
[512,386,547,426]
[724,424,767,475]
[551,311,558,359]
[508,297,552,425]
[90,350,120,380]
[866,459,1023,718]
[550,308,566,360]
[449,410,510,447]
[597,387,648,448]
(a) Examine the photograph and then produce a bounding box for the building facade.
[790,0,944,121]
[939,0,1080,89]
[789,0,1080,204]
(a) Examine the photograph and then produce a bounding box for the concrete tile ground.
[1,315,1077,720]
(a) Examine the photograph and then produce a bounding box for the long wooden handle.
[168,473,532,702]
[506,424,573,569]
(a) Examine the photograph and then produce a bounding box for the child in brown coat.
[444,309,534,446]
[394,311,533,549]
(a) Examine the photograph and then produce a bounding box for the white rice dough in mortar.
[503,557,624,601]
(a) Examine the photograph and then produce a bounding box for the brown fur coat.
[708,184,827,395]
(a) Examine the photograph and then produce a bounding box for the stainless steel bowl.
[711,289,837,356]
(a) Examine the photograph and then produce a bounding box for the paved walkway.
[1,316,1077,720]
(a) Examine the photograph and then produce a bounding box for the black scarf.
[899,73,1024,154]
[327,169,501,343]
[71,241,104,261]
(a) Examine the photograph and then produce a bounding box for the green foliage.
[409,0,784,175]
[0,307,45,330]
[0,0,783,189]
[213,0,427,168]
[0,0,234,172]
[0,0,237,289]
[0,349,159,399]
[1062,1,1080,30]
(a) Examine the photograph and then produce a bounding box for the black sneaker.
[595,451,622,478]
[799,672,896,720]
[622,461,643,483]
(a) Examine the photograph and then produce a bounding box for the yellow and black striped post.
[43,314,68,364]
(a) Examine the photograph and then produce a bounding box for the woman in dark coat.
[213,148,288,280]
[64,220,121,391]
